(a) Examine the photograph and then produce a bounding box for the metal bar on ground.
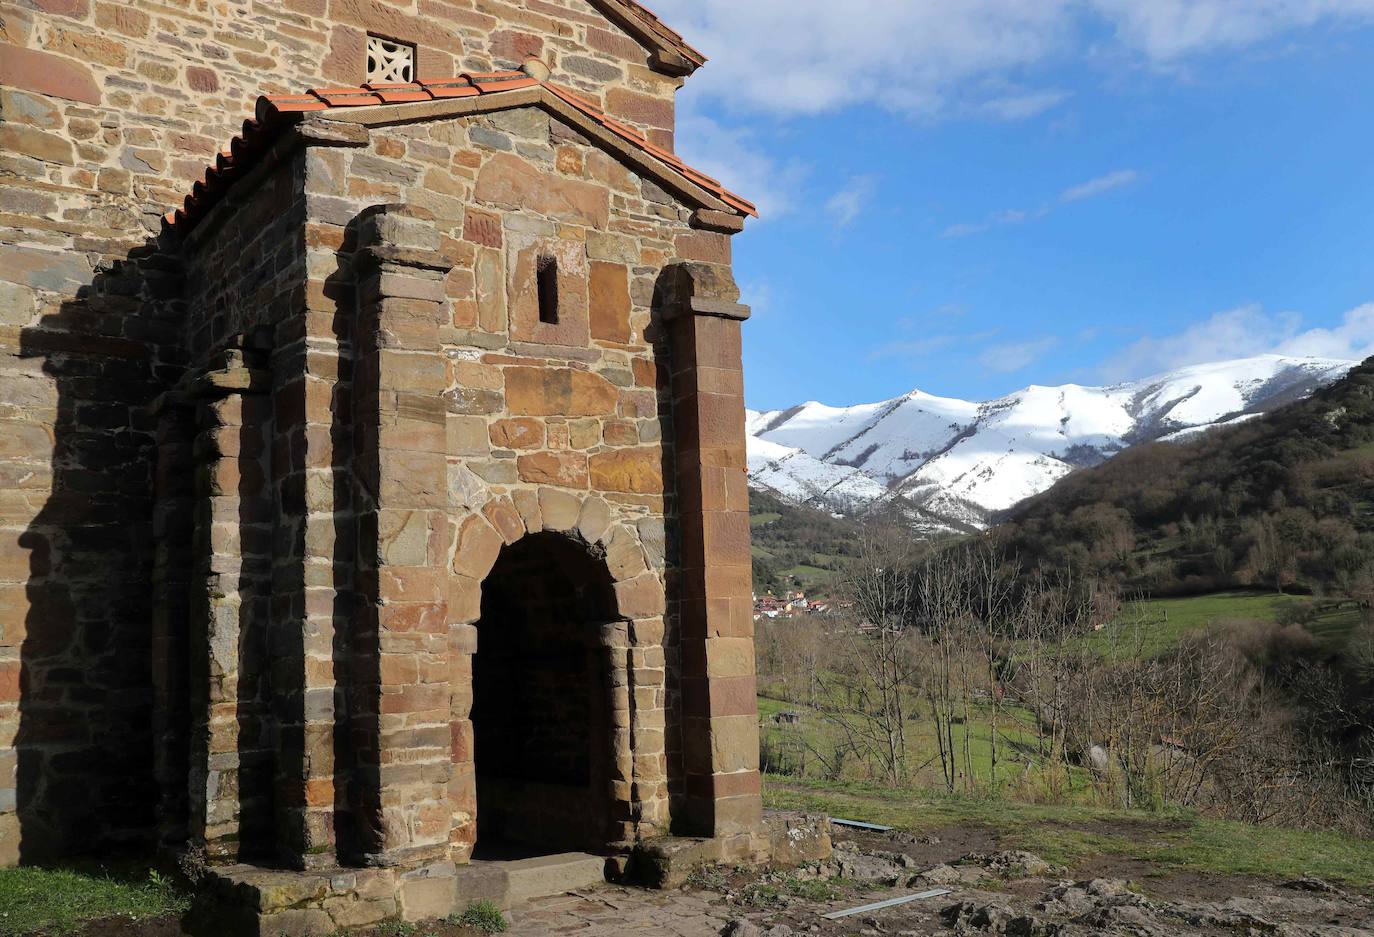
[822,889,953,920]
[828,817,894,831]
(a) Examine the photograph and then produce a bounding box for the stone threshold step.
[456,852,608,910]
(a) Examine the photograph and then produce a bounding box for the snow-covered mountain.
[746,354,1357,533]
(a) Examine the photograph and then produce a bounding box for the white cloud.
[1059,169,1140,202]
[942,221,993,239]
[1275,302,1374,359]
[739,276,776,317]
[654,0,1374,119]
[869,335,963,360]
[980,337,1061,373]
[870,329,998,361]
[1090,0,1374,60]
[825,174,878,228]
[673,111,809,218]
[941,168,1134,237]
[656,0,1076,119]
[977,89,1073,120]
[942,208,1043,238]
[1098,303,1374,380]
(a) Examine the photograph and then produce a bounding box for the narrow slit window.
[537,256,559,325]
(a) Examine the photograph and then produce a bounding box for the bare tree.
[810,521,921,786]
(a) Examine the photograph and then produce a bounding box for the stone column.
[352,205,455,869]
[628,615,670,837]
[663,263,762,838]
[600,620,635,850]
[185,348,273,860]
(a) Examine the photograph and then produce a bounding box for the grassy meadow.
[1080,590,1365,658]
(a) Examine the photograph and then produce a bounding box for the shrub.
[450,899,508,934]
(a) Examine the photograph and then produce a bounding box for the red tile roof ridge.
[163,69,755,235]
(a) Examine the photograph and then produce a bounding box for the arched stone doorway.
[470,532,620,856]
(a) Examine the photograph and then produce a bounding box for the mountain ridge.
[746,353,1357,533]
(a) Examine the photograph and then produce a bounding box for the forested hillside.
[998,356,1374,602]
[748,488,862,595]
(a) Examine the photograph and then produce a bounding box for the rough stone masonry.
[0,0,828,930]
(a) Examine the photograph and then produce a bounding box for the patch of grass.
[764,777,1374,890]
[0,863,190,936]
[784,875,849,903]
[372,922,422,937]
[448,899,507,934]
[684,865,731,891]
[750,513,782,528]
[741,873,848,908]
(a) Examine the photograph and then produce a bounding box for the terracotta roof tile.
[163,68,755,236]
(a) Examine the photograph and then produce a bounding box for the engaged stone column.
[269,301,348,867]
[185,347,273,860]
[662,263,763,837]
[600,620,635,849]
[352,205,455,868]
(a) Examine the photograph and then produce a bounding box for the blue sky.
[653,1,1374,409]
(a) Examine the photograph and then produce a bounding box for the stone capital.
[655,261,747,323]
[684,296,751,322]
[355,205,452,277]
[354,244,452,275]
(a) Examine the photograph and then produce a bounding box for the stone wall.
[2,0,683,247]
[1,0,699,866]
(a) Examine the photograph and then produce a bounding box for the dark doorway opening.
[471,532,617,856]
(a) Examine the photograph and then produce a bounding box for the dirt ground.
[55,822,1374,937]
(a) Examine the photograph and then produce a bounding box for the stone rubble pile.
[718,838,1374,937]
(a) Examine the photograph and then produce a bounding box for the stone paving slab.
[507,886,738,936]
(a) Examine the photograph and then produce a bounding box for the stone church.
[0,0,827,929]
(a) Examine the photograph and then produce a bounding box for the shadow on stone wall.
[15,241,178,860]
[648,267,686,830]
[330,213,364,865]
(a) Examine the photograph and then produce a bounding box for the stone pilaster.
[185,348,273,860]
[663,263,762,837]
[268,306,348,866]
[352,206,455,869]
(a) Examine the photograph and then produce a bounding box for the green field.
[758,688,1073,799]
[765,776,1374,889]
[779,563,843,590]
[1084,590,1365,657]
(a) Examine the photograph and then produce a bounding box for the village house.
[753,589,833,621]
[0,1,828,930]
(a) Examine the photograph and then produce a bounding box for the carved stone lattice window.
[367,35,415,83]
